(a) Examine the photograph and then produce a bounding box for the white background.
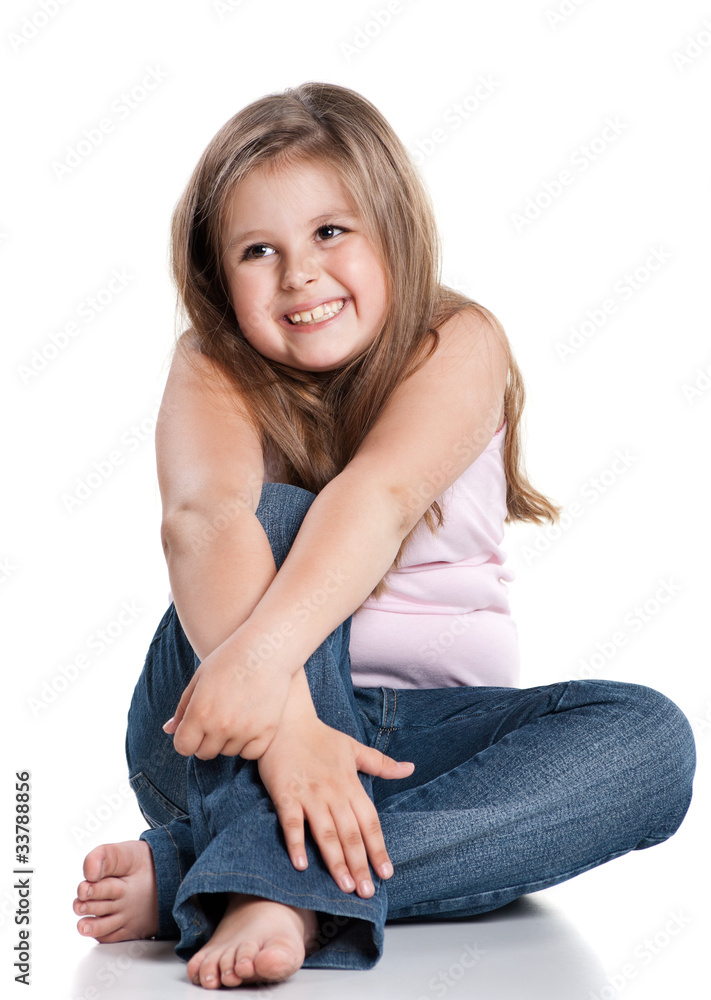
[2,0,709,997]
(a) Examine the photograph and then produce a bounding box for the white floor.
[39,805,704,1000]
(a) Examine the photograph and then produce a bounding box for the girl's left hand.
[257,712,414,897]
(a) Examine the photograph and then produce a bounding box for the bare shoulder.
[156,332,264,517]
[431,305,508,430]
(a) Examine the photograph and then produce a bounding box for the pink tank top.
[348,421,520,688]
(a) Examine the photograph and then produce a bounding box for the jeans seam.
[128,771,188,823]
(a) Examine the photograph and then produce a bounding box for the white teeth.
[287,299,345,325]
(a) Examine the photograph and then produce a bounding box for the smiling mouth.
[284,298,346,325]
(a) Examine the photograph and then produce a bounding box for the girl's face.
[221,158,389,372]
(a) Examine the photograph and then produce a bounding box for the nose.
[281,247,319,290]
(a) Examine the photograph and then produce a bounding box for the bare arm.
[165,308,507,755]
[157,334,276,662]
[199,306,508,681]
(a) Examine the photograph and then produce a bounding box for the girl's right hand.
[257,714,414,897]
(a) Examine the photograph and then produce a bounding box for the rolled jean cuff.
[172,816,386,969]
[139,820,193,940]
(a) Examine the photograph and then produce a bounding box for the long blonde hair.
[170,81,561,599]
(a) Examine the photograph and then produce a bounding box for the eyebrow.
[226,210,358,249]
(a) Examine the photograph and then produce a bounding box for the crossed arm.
[156,306,507,897]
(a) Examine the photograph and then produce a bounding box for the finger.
[273,801,309,872]
[192,734,228,761]
[352,794,395,881]
[172,714,207,758]
[163,674,198,733]
[328,805,375,898]
[302,804,356,895]
[352,741,415,780]
[239,733,275,760]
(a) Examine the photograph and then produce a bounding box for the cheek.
[229,274,268,329]
[338,248,388,314]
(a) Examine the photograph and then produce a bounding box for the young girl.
[73,82,695,989]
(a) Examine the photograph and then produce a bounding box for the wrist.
[222,618,302,680]
[282,668,318,724]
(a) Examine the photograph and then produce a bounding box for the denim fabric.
[126,483,696,970]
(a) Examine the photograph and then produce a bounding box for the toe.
[83,841,141,884]
[77,877,124,903]
[198,953,222,990]
[74,898,118,918]
[82,845,110,882]
[254,942,300,982]
[186,951,204,985]
[76,880,94,900]
[187,949,219,989]
[78,912,124,940]
[233,941,259,980]
[219,948,243,987]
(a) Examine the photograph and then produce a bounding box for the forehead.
[222,158,356,236]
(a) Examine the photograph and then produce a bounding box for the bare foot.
[74,840,159,943]
[186,892,320,989]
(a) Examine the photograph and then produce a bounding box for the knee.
[256,482,317,570]
[575,679,696,834]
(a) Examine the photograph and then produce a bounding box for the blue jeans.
[125,483,696,970]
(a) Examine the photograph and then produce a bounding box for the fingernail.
[359,879,375,897]
[340,874,355,891]
[294,855,308,870]
[162,717,175,731]
[379,862,393,879]
[399,761,414,768]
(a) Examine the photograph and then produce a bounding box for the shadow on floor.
[70,896,611,998]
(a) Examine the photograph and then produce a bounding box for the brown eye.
[316,225,346,241]
[242,243,274,260]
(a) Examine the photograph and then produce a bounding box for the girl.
[73,82,695,989]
